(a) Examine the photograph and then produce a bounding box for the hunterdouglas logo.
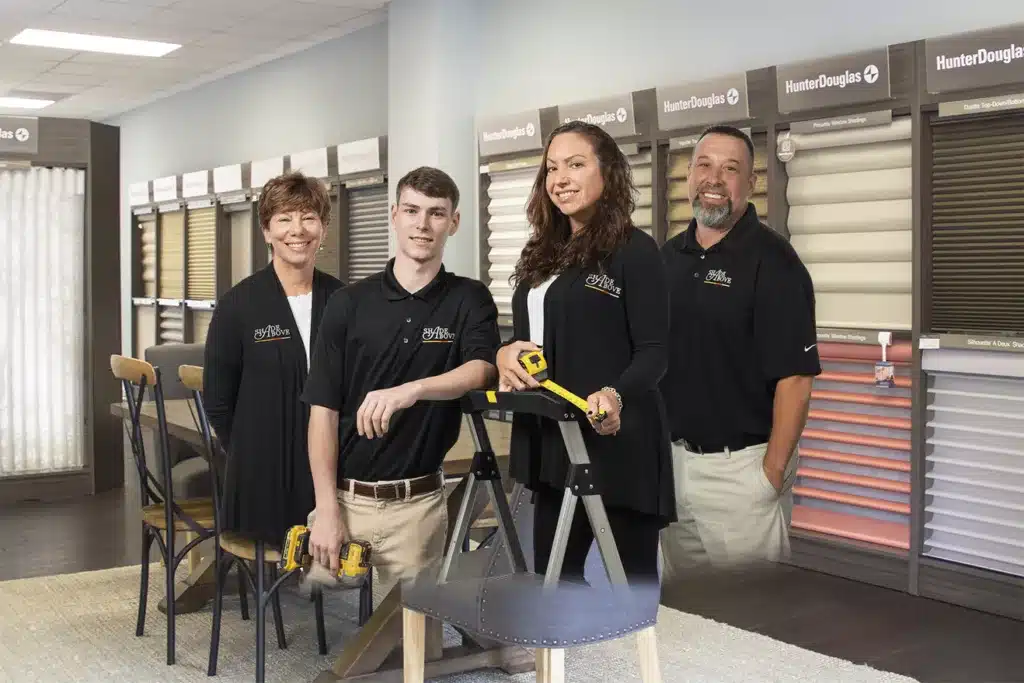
[785,65,879,94]
[254,324,291,342]
[585,273,622,298]
[564,107,629,126]
[704,269,732,287]
[0,126,30,142]
[482,122,536,142]
[663,88,740,113]
[935,44,1024,70]
[422,326,455,343]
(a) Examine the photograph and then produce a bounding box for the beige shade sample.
[140,216,157,298]
[186,206,216,301]
[627,149,654,237]
[158,210,185,300]
[229,208,253,285]
[191,309,213,345]
[346,184,390,283]
[134,306,156,359]
[158,305,184,344]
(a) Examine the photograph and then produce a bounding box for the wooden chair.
[111,354,218,666]
[177,365,328,683]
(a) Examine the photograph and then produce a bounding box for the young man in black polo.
[658,126,821,584]
[301,166,500,593]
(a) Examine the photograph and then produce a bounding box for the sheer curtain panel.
[0,167,87,475]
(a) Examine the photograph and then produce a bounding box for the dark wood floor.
[2,490,1023,683]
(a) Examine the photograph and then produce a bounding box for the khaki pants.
[660,441,798,582]
[306,474,449,595]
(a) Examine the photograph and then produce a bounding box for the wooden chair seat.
[220,532,283,563]
[142,498,216,531]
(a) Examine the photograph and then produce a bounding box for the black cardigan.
[503,228,677,524]
[203,263,344,544]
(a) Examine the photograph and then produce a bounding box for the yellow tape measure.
[518,350,606,422]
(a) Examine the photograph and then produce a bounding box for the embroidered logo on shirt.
[254,324,292,342]
[584,273,622,298]
[422,326,456,343]
[704,269,733,287]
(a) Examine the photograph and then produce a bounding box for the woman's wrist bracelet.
[601,386,623,411]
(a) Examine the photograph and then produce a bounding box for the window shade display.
[317,193,341,278]
[191,309,213,345]
[158,210,185,300]
[346,184,390,282]
[135,306,156,359]
[228,204,254,286]
[627,148,654,237]
[484,160,541,325]
[922,349,1024,578]
[666,133,769,241]
[792,341,913,552]
[140,215,156,297]
[186,206,216,301]
[158,305,184,344]
[928,113,1024,335]
[782,116,913,331]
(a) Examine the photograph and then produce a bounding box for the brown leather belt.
[342,471,444,500]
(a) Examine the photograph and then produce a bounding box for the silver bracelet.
[601,386,623,411]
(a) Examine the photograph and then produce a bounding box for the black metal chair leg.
[207,543,228,677]
[313,587,327,655]
[136,527,152,637]
[255,541,266,683]
[166,531,176,666]
[237,558,250,621]
[269,565,287,650]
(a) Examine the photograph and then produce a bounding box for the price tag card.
[875,361,895,388]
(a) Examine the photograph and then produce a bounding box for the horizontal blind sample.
[186,206,216,300]
[929,113,1024,334]
[317,195,341,279]
[784,117,912,331]
[628,149,654,237]
[485,160,540,324]
[158,305,184,344]
[134,306,156,360]
[158,210,185,300]
[922,349,1024,578]
[229,209,253,286]
[190,309,213,345]
[666,133,769,241]
[347,184,390,283]
[792,341,913,551]
[140,215,156,298]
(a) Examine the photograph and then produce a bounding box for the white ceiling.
[0,0,389,121]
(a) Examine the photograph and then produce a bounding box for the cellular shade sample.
[921,348,1024,578]
[928,113,1024,335]
[666,133,769,241]
[158,210,185,300]
[484,159,541,326]
[793,341,913,552]
[627,148,654,237]
[186,206,216,301]
[783,117,912,331]
[346,184,390,283]
[140,215,156,298]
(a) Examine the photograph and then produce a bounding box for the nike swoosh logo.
[804,344,817,352]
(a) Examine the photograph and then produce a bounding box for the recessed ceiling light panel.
[9,29,180,57]
[0,97,55,109]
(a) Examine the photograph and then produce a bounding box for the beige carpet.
[0,565,920,683]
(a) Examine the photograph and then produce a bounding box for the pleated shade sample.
[783,117,913,331]
[186,206,216,300]
[928,114,1024,335]
[922,349,1024,578]
[666,133,770,241]
[793,341,913,552]
[347,184,390,283]
[628,149,654,237]
[230,209,253,286]
[140,216,157,298]
[484,160,541,325]
[158,210,185,300]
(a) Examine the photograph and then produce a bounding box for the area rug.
[0,565,919,683]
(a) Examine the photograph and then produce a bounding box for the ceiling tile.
[51,0,162,23]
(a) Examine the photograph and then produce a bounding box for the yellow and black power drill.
[280,525,371,588]
[517,349,606,423]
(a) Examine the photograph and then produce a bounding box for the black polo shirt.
[660,203,821,451]
[301,259,500,482]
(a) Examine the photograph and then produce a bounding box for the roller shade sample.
[229,209,253,286]
[140,216,156,298]
[190,309,213,345]
[186,207,216,301]
[929,114,1024,334]
[347,184,389,282]
[135,306,156,359]
[666,133,769,241]
[922,351,1024,578]
[158,305,184,344]
[158,210,185,300]
[628,149,654,237]
[792,341,913,552]
[784,117,912,331]
[485,160,540,324]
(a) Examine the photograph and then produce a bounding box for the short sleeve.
[753,249,822,381]
[459,281,501,365]
[301,291,350,411]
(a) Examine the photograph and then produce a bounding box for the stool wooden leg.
[635,626,662,683]
[535,648,564,683]
[402,608,425,683]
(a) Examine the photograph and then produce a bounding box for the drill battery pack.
[280,525,372,585]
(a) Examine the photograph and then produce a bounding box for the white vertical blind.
[484,162,539,326]
[346,184,390,282]
[0,167,86,475]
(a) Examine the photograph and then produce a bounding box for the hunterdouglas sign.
[0,116,38,155]
[557,93,636,138]
[478,110,543,157]
[656,73,750,131]
[776,48,891,114]
[926,24,1024,94]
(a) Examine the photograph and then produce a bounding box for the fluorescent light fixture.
[9,29,180,57]
[0,96,54,109]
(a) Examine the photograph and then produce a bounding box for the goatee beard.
[693,197,733,228]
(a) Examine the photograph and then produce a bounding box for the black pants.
[532,484,661,585]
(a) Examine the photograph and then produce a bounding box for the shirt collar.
[678,202,760,254]
[381,257,449,302]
